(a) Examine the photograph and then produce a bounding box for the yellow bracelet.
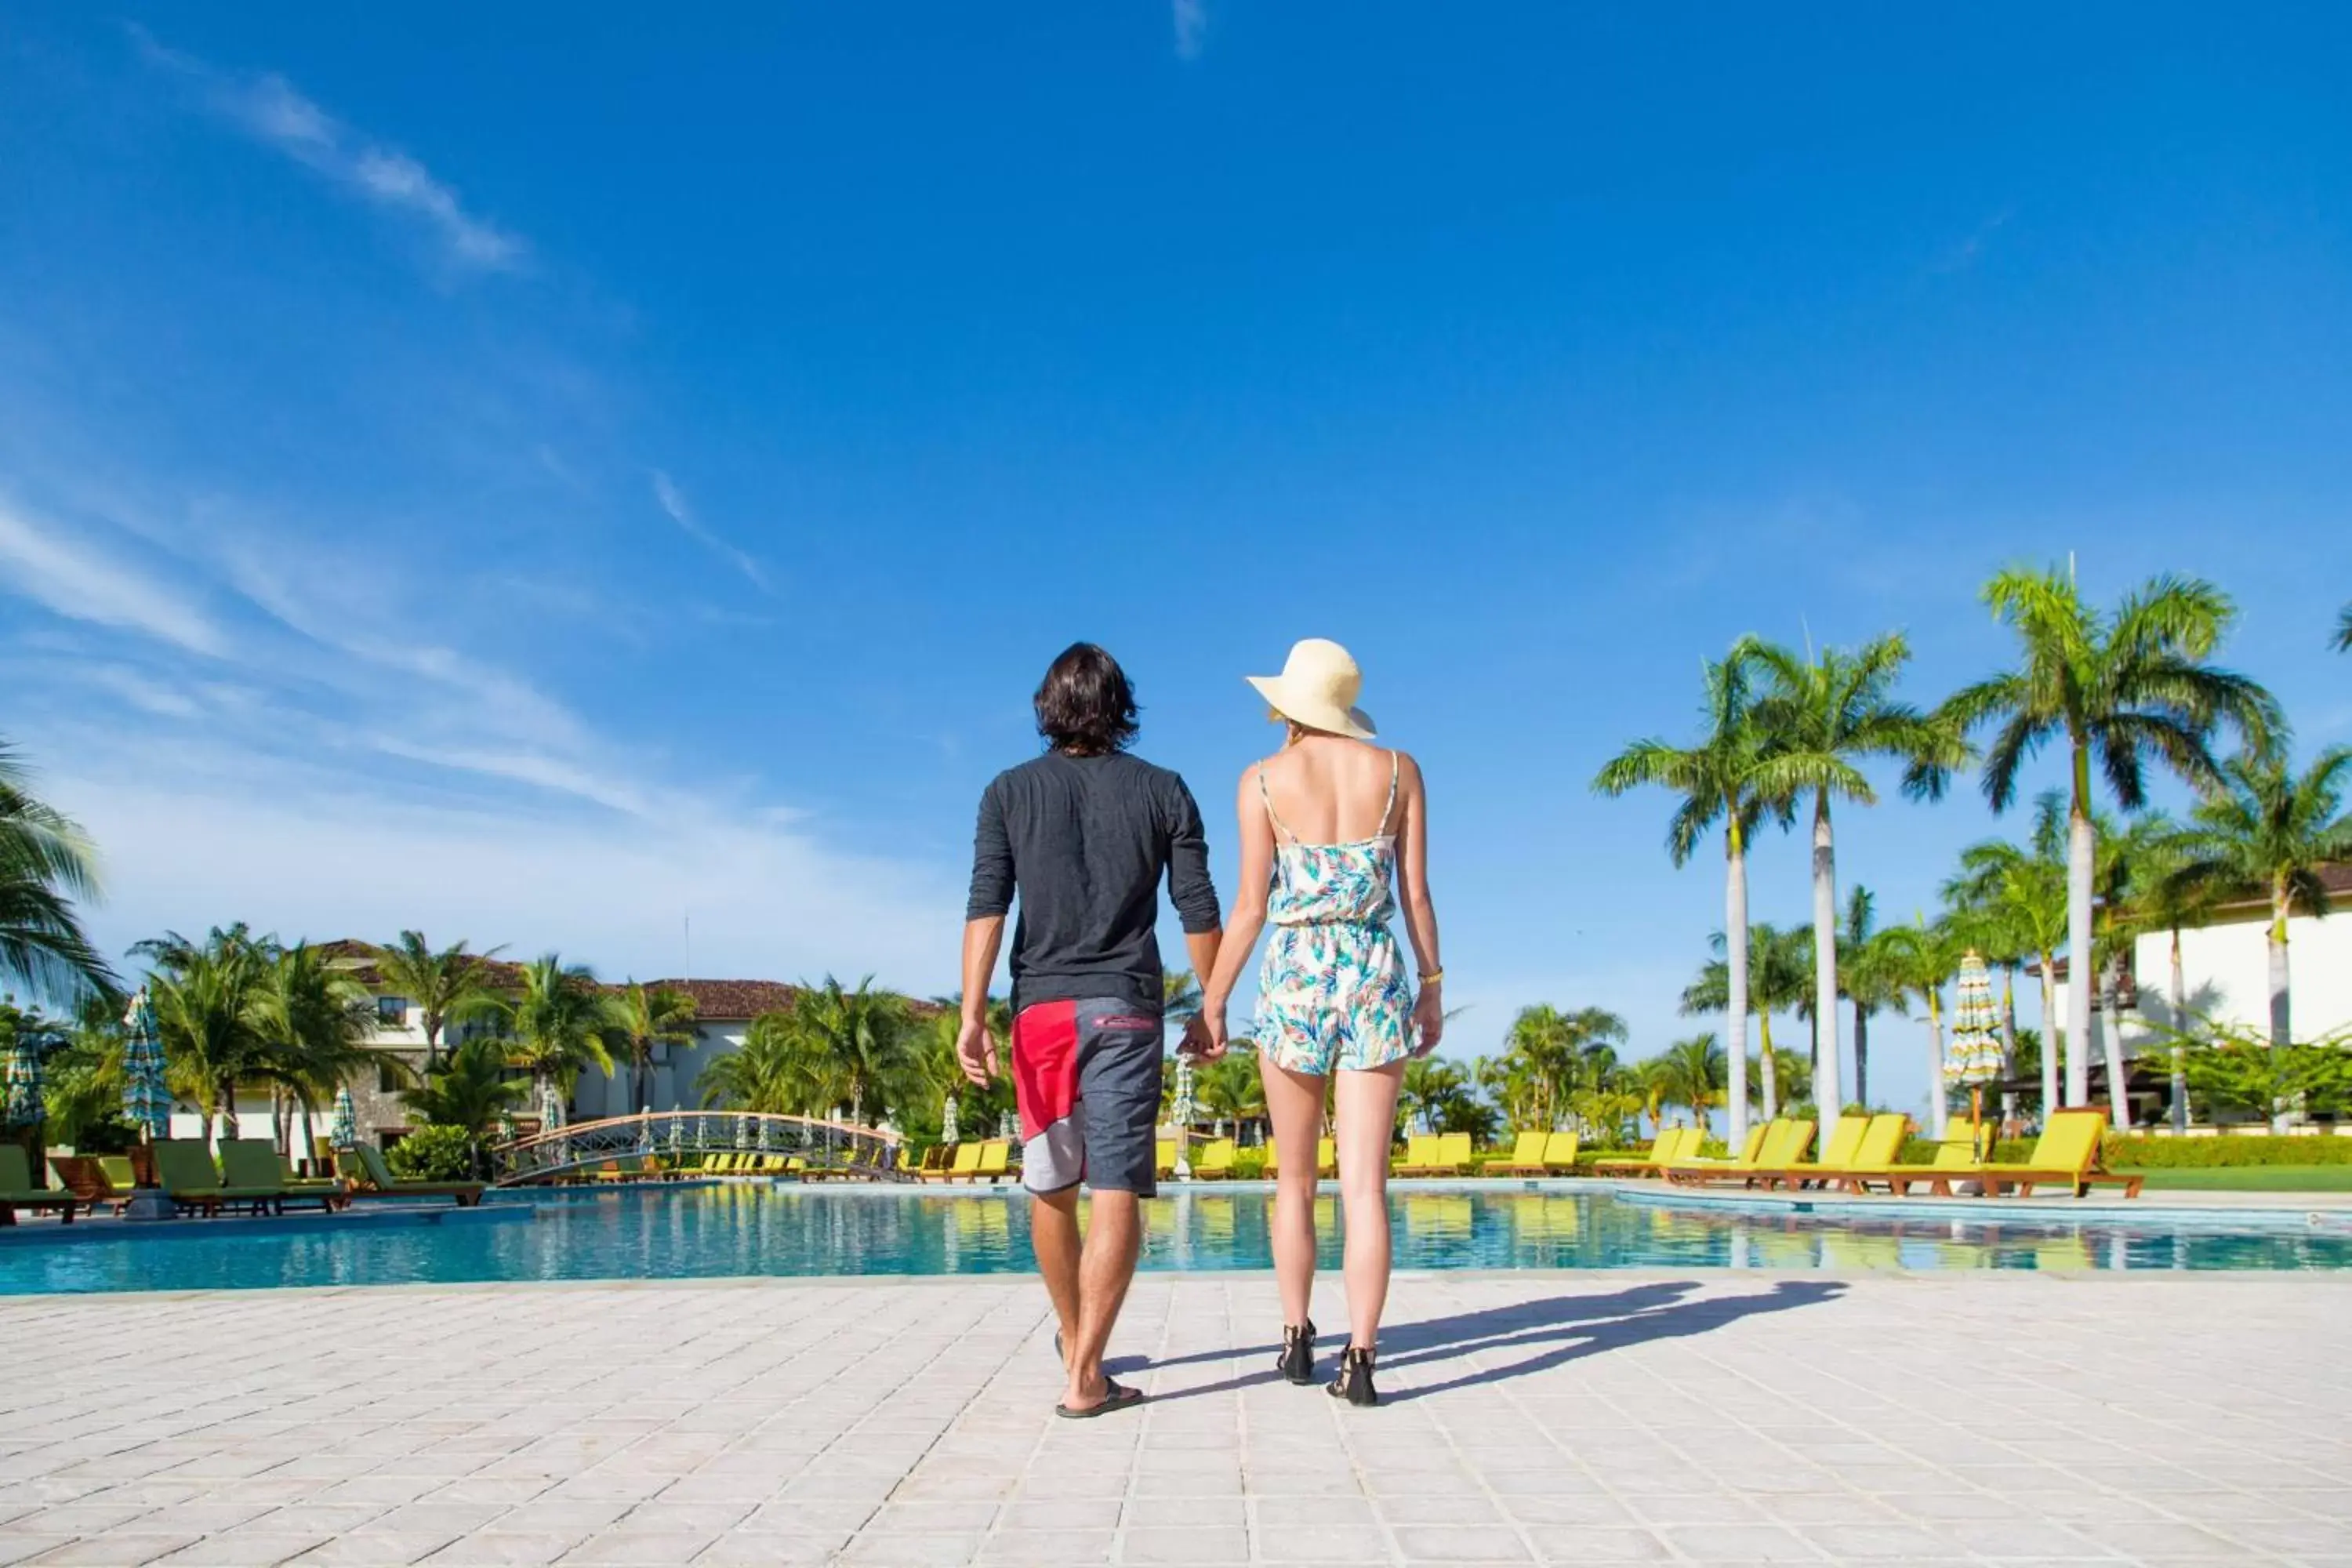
[1419,969,1444,986]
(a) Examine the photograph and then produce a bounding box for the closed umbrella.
[328,1087,358,1149]
[122,990,172,1142]
[540,1087,566,1131]
[1944,952,2005,1154]
[1,1032,40,1128]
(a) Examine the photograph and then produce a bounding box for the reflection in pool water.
[3,1183,2345,1294]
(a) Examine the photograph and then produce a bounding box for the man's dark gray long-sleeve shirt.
[966,750,1223,1016]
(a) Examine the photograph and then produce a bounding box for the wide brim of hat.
[1245,674,1377,740]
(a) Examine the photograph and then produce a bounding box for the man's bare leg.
[1031,1185,1083,1367]
[1063,1189,1142,1410]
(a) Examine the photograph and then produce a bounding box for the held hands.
[1180,1010,1229,1062]
[1411,983,1445,1058]
[955,1016,1000,1087]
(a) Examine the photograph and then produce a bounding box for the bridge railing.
[489,1109,906,1186]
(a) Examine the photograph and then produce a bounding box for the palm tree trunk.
[1809,793,1843,1115]
[2030,957,2055,1118]
[2100,956,2129,1128]
[1759,1014,1778,1119]
[1926,992,1947,1140]
[1998,965,2020,1127]
[2169,924,2189,1134]
[2268,887,2292,1131]
[1852,1003,1869,1109]
[2065,759,2096,1108]
[1724,831,1751,1157]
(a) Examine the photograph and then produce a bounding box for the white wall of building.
[575,1021,754,1120]
[2115,909,2352,1049]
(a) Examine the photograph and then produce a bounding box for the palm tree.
[0,739,118,1007]
[1680,922,1812,1118]
[1942,566,2278,1107]
[1654,1034,1727,1129]
[1501,1004,1627,1130]
[1400,1057,1475,1137]
[775,976,915,1127]
[1594,650,1782,1156]
[137,925,277,1151]
[1197,1048,1269,1141]
[1944,795,2072,1119]
[259,942,390,1160]
[404,1036,528,1144]
[367,931,506,1073]
[1836,888,1911,1111]
[1741,633,1964,1122]
[500,954,618,1111]
[2336,603,2351,654]
[2118,815,2213,1131]
[1879,916,1966,1136]
[610,982,699,1114]
[2165,746,2352,1128]
[1746,1044,1812,1109]
[699,1011,844,1115]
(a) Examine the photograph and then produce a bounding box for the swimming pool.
[4,1183,2347,1294]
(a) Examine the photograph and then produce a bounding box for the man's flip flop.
[1055,1379,1144,1419]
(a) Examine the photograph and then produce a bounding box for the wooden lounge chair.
[336,1145,485,1206]
[923,1143,982,1183]
[914,1145,949,1176]
[48,1153,137,1214]
[1590,1126,1701,1177]
[1751,1114,1909,1192]
[1731,1113,1867,1190]
[0,1145,81,1225]
[1192,1138,1238,1180]
[1845,1109,2143,1199]
[153,1139,289,1216]
[278,1153,348,1199]
[1494,1131,1552,1177]
[221,1139,339,1212]
[1663,1118,1816,1187]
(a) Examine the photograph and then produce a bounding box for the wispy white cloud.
[1933,208,2013,274]
[1173,0,1210,60]
[650,470,776,597]
[129,24,525,274]
[0,499,227,655]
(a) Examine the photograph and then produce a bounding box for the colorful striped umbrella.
[1,1033,40,1127]
[1944,951,2005,1145]
[328,1087,358,1149]
[540,1087,566,1131]
[120,989,172,1141]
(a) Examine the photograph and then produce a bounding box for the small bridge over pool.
[490,1111,906,1186]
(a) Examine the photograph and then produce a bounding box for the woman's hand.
[1411,984,1445,1057]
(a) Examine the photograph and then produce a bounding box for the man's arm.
[958,916,1006,1086]
[960,781,1012,1085]
[1167,775,1225,1054]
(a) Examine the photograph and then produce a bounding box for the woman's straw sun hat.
[1247,638,1377,739]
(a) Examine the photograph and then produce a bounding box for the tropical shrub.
[387,1123,477,1181]
[2104,1134,2352,1168]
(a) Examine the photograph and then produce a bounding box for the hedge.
[2104,1134,2352,1168]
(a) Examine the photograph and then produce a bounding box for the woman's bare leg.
[1334,1061,1407,1349]
[1260,1058,1327,1328]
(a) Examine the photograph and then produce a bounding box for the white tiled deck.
[2,1273,2347,1566]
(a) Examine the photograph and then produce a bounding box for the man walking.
[960,643,1223,1417]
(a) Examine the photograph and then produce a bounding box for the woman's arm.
[1199,764,1276,1054]
[1394,752,1445,1054]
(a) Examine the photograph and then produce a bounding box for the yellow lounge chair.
[1664,1118,1815,1186]
[924,1143,982,1183]
[1753,1113,1907,1192]
[1846,1109,2143,1199]
[1397,1132,1475,1178]
[1316,1137,1338,1178]
[1738,1113,1867,1189]
[1494,1131,1551,1177]
[1591,1125,1700,1177]
[1155,1136,1180,1179]
[0,1146,82,1225]
[336,1145,485,1206]
[1192,1138,1238,1180]
[1392,1133,1438,1176]
[221,1139,339,1212]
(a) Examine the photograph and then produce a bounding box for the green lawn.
[2124,1166,2352,1192]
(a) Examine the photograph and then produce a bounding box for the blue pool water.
[3,1184,2347,1294]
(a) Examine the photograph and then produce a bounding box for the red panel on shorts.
[1011,1000,1081,1143]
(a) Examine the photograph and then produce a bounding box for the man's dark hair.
[1034,643,1140,756]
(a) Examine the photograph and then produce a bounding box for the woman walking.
[1199,638,1444,1406]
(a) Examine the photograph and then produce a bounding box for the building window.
[376,996,408,1025]
[379,1061,405,1093]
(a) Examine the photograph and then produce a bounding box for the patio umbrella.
[1171,1060,1196,1179]
[328,1087,358,1149]
[939,1091,959,1144]
[2,1030,41,1128]
[540,1087,565,1131]
[1944,951,2005,1152]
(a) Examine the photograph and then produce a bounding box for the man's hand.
[1178,1013,1221,1062]
[956,1017,1000,1087]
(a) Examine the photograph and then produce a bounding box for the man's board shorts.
[1011,997,1163,1196]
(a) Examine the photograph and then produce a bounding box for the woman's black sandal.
[1276,1319,1317,1385]
[1329,1345,1378,1407]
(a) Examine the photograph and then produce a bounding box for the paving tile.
[1115,1526,1250,1563]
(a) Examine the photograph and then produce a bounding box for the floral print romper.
[1252,752,1417,1074]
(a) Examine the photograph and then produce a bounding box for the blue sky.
[3,4,2348,1117]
